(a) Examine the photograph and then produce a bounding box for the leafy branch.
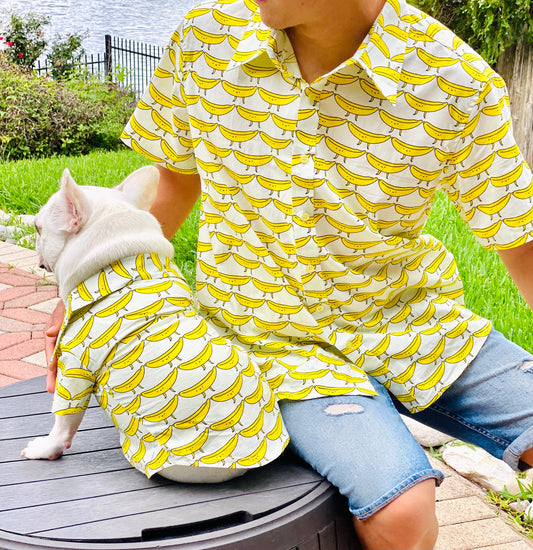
[412,0,533,65]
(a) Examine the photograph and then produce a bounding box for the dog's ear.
[58,169,89,233]
[116,166,160,211]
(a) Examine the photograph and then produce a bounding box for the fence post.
[104,34,112,80]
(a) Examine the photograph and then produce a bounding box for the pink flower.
[0,37,4,41]
[6,41,13,46]
[66,33,71,37]
[18,52,24,57]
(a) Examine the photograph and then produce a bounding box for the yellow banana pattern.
[52,254,288,477]
[121,0,533,413]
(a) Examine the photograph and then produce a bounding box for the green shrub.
[413,0,533,65]
[62,78,136,150]
[0,54,136,161]
[0,13,49,68]
[0,12,87,73]
[48,32,87,80]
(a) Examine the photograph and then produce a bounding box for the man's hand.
[44,301,65,393]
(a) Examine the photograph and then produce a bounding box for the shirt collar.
[226,15,281,72]
[227,0,411,104]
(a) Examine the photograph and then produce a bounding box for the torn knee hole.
[324,403,364,416]
[519,360,533,372]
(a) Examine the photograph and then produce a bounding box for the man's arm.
[44,165,201,392]
[153,165,201,240]
[497,240,533,310]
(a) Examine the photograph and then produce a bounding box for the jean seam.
[428,403,511,449]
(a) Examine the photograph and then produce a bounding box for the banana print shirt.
[122,0,533,412]
[53,254,288,477]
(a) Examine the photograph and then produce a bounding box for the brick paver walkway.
[0,239,532,550]
[0,242,58,386]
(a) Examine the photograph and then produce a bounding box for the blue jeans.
[279,329,533,519]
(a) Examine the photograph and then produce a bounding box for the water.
[1,0,198,54]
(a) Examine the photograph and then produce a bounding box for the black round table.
[0,376,360,550]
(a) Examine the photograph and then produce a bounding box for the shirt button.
[301,212,311,222]
[306,264,315,273]
[300,154,311,164]
[316,304,325,313]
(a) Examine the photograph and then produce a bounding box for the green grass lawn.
[424,192,533,352]
[0,149,200,289]
[2,148,532,351]
[0,149,154,214]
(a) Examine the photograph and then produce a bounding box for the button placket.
[291,81,332,319]
[256,67,301,287]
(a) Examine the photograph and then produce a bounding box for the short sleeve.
[121,25,198,174]
[444,75,533,250]
[52,351,95,415]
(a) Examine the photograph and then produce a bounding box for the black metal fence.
[34,35,164,96]
[34,52,105,79]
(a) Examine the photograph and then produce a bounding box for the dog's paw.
[21,436,65,460]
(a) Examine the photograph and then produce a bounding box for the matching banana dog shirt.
[53,253,288,477]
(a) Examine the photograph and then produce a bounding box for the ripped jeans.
[279,328,533,519]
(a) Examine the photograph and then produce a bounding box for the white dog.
[21,167,287,483]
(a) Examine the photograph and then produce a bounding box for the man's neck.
[286,0,387,83]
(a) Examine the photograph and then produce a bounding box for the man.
[46,0,533,547]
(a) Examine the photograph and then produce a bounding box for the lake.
[0,0,199,54]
